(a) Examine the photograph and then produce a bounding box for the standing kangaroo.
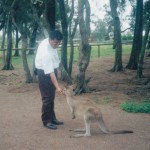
[63,85,133,138]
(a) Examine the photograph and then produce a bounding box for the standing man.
[35,30,64,130]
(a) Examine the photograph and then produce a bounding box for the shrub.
[121,101,150,114]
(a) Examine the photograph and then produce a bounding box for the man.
[35,30,64,130]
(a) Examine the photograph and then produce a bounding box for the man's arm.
[50,72,63,94]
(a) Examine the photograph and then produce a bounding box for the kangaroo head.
[63,85,74,96]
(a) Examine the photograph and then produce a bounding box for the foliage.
[144,0,150,21]
[121,100,150,114]
[122,32,133,41]
[91,19,109,42]
[15,0,32,24]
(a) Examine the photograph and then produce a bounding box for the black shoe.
[52,119,64,125]
[43,123,57,129]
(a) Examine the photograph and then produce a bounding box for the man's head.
[49,30,63,49]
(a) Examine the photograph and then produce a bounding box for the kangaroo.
[63,85,133,138]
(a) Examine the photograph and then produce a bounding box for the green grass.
[94,96,112,105]
[0,44,132,68]
[121,100,150,114]
[58,44,132,63]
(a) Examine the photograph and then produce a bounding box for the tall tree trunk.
[68,36,74,77]
[68,18,78,77]
[147,36,150,57]
[21,31,33,83]
[13,28,20,56]
[28,22,38,55]
[68,0,78,77]
[75,0,91,94]
[147,39,150,49]
[58,0,68,72]
[2,14,14,70]
[1,27,6,65]
[126,0,143,70]
[30,2,46,38]
[11,0,32,83]
[109,0,123,71]
[137,17,150,78]
[43,0,55,32]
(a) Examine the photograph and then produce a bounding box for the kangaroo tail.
[111,130,133,134]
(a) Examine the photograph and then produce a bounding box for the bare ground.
[0,56,150,150]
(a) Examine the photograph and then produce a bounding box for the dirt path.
[0,56,150,150]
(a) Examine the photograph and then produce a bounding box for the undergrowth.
[121,100,150,114]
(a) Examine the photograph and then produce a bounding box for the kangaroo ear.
[68,85,75,91]
[58,80,68,88]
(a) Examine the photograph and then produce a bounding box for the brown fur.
[63,85,133,138]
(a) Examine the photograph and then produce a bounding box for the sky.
[89,0,109,20]
[89,0,132,30]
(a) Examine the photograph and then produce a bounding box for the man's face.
[49,39,61,49]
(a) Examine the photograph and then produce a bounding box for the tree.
[137,17,150,78]
[1,27,6,65]
[43,0,55,32]
[0,0,14,70]
[57,0,73,84]
[2,13,14,70]
[137,0,150,78]
[147,38,150,49]
[28,21,38,54]
[75,0,91,94]
[68,0,78,77]
[126,0,143,70]
[13,28,21,56]
[109,0,123,71]
[57,0,68,72]
[11,0,33,83]
[92,19,109,42]
[28,1,43,54]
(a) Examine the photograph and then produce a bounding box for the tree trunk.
[10,0,33,83]
[28,22,38,55]
[147,40,150,49]
[68,0,78,77]
[126,0,143,70]
[75,0,91,94]
[146,24,150,57]
[30,2,46,38]
[13,28,20,56]
[1,27,6,65]
[2,14,14,70]
[43,0,55,32]
[109,0,123,71]
[68,32,74,77]
[21,32,33,83]
[146,45,150,57]
[137,17,150,78]
[58,0,68,72]
[68,18,78,77]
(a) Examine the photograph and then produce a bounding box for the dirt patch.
[0,56,150,150]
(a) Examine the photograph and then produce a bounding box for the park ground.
[0,55,150,150]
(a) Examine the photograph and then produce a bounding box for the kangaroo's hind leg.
[70,116,91,137]
[98,116,110,134]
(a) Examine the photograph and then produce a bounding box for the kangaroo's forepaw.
[72,116,75,119]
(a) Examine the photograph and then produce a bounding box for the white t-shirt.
[35,38,60,74]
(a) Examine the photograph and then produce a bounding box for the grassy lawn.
[0,44,132,67]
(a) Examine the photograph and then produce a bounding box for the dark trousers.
[37,69,57,124]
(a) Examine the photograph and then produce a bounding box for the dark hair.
[49,30,63,41]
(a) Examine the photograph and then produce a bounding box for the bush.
[121,101,150,114]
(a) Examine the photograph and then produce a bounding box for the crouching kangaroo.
[63,85,133,138]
